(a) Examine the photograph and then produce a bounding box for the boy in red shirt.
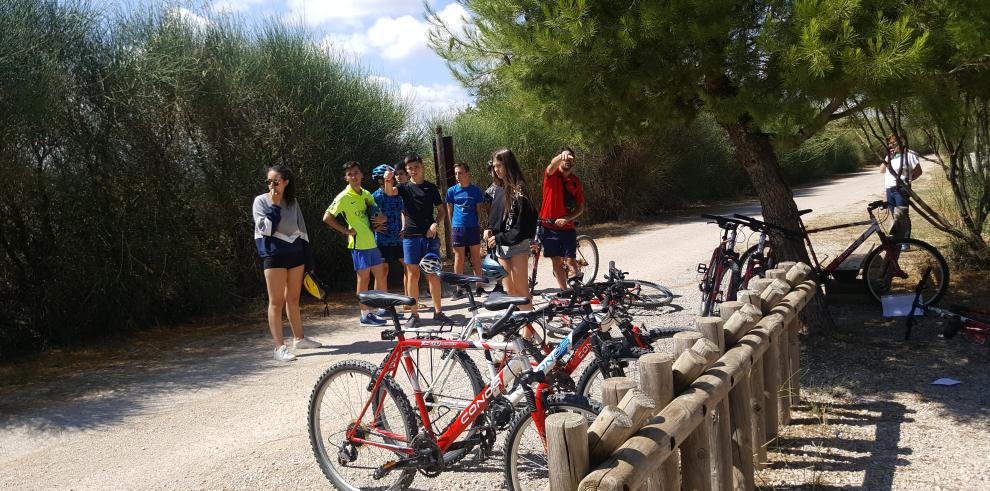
[539,147,586,291]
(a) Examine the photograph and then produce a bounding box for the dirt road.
[3,165,984,490]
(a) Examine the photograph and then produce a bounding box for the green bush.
[0,0,415,355]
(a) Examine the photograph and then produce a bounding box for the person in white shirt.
[881,135,923,244]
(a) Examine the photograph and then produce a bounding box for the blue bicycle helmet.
[482,252,507,281]
[371,164,393,181]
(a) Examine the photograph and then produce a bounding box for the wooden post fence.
[546,262,816,491]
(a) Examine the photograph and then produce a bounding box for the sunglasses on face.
[266,179,282,186]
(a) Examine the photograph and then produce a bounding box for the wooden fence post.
[750,351,767,470]
[639,353,678,491]
[762,317,782,441]
[728,364,756,491]
[696,317,732,490]
[719,301,743,323]
[601,376,638,407]
[547,412,589,491]
[673,331,705,358]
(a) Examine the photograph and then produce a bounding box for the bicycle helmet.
[482,252,507,281]
[419,252,442,275]
[371,164,393,181]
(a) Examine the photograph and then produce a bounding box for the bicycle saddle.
[357,290,416,308]
[483,294,530,311]
[438,271,488,286]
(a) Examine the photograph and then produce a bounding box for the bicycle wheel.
[384,342,485,466]
[862,238,949,306]
[575,235,599,285]
[701,261,739,317]
[309,360,417,490]
[575,348,651,401]
[622,279,674,307]
[503,393,602,491]
[738,244,775,290]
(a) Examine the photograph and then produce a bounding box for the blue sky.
[124,1,475,118]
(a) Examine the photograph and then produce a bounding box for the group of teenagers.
[252,148,586,361]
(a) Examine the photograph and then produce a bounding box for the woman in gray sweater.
[253,165,322,361]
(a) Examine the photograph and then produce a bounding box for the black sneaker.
[475,286,485,297]
[450,286,465,301]
[404,315,420,329]
[433,312,454,325]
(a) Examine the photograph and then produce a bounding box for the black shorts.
[379,244,404,263]
[262,249,306,270]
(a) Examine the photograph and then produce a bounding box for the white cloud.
[399,82,473,116]
[366,76,473,117]
[321,3,472,61]
[287,0,420,26]
[212,0,270,14]
[170,7,212,29]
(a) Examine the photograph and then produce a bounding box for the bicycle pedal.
[697,263,708,274]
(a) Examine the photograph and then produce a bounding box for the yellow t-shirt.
[326,187,378,250]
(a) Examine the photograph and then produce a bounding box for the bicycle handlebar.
[867,200,887,211]
[731,213,803,238]
[700,214,747,228]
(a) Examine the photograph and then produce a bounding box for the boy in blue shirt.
[371,164,405,295]
[445,162,485,299]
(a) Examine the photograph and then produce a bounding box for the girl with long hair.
[484,149,537,310]
[252,165,322,361]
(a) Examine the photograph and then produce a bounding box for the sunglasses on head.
[266,179,282,186]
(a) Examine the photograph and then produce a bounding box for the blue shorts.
[402,237,440,265]
[452,226,481,248]
[351,248,383,271]
[541,227,576,258]
[886,187,909,208]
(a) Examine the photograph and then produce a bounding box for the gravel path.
[2,165,986,490]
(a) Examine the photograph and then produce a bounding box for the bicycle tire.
[503,393,602,491]
[575,235,599,285]
[639,325,694,345]
[738,243,776,290]
[575,347,652,401]
[309,360,417,491]
[701,260,739,317]
[622,279,674,307]
[862,238,949,306]
[377,341,485,466]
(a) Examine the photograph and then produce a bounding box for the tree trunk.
[721,118,835,333]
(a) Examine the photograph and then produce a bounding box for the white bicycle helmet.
[419,252,442,275]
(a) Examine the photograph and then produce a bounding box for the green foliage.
[431,1,933,149]
[0,0,415,355]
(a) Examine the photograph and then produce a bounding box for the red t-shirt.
[539,168,584,230]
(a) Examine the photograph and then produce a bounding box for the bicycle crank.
[372,433,443,480]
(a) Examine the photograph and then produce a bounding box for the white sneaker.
[274,345,296,362]
[293,337,323,349]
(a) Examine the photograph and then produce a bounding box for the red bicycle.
[308,291,600,490]
[746,200,950,306]
[698,214,746,316]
